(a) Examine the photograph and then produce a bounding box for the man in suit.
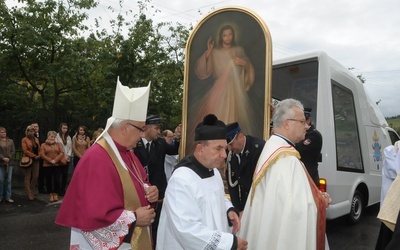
[225,122,265,213]
[133,115,181,248]
[32,122,47,194]
[295,108,323,187]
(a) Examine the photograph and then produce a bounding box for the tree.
[0,0,103,134]
[1,0,190,143]
[114,10,189,129]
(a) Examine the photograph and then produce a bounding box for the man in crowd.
[134,115,181,247]
[162,129,179,181]
[32,122,46,194]
[56,79,158,249]
[238,99,331,250]
[225,122,265,212]
[157,114,248,250]
[295,108,323,187]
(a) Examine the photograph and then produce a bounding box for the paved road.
[326,203,381,249]
[0,189,70,250]
[0,188,382,249]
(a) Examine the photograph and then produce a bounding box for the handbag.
[20,156,33,167]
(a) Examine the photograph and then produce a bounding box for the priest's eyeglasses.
[287,118,306,125]
[127,123,145,133]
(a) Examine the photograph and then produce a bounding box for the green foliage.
[387,115,400,135]
[0,0,190,142]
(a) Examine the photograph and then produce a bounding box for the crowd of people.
[0,122,108,203]
[0,113,181,208]
[1,79,399,250]
[53,80,335,250]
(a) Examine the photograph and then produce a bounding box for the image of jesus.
[187,24,259,153]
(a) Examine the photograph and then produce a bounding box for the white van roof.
[273,51,389,127]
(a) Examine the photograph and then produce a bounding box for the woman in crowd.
[56,123,72,196]
[90,127,104,145]
[0,127,15,203]
[40,131,64,202]
[21,125,41,200]
[72,125,90,169]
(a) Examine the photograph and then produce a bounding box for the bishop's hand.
[135,205,155,226]
[145,185,158,203]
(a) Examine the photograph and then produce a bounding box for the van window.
[388,130,400,144]
[272,59,319,124]
[332,81,364,172]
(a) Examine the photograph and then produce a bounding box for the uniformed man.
[225,122,265,212]
[134,114,181,248]
[295,108,323,187]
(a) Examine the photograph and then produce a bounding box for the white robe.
[156,166,235,250]
[238,135,318,250]
[164,154,178,182]
[381,145,400,205]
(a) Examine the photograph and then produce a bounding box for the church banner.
[181,6,272,155]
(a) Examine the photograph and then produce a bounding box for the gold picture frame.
[181,6,272,155]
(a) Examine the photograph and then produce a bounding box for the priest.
[156,114,248,250]
[56,78,158,249]
[238,99,331,250]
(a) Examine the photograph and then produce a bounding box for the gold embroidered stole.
[250,146,299,206]
[250,146,325,250]
[97,138,152,250]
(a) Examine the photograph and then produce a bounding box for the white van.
[272,51,400,223]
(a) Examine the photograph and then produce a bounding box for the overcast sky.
[7,0,400,117]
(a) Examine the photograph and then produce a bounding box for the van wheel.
[347,190,363,224]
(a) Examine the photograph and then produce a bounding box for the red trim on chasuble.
[302,162,326,250]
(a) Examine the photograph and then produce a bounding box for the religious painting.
[181,6,272,155]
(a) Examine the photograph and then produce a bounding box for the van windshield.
[272,59,319,125]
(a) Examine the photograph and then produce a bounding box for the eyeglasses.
[287,118,307,125]
[226,133,238,145]
[127,123,145,133]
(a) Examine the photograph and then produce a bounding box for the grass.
[387,116,400,134]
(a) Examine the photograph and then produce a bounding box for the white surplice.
[157,165,235,250]
[238,135,319,250]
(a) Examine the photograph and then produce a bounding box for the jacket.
[0,138,16,166]
[40,142,64,167]
[21,137,40,158]
[226,135,265,211]
[134,137,180,199]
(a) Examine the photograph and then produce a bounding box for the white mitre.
[96,77,151,142]
[112,77,150,121]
